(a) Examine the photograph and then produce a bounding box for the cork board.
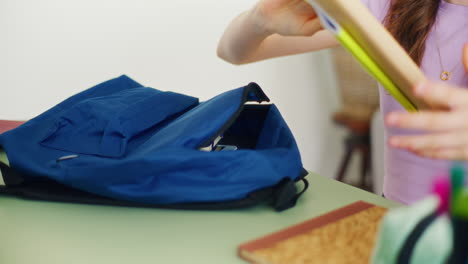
[238,201,387,264]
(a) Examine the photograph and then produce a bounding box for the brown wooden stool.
[330,45,379,192]
[333,112,373,191]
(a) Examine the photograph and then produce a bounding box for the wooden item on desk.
[238,201,388,264]
[0,120,25,134]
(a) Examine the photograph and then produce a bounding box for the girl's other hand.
[385,44,468,160]
[253,0,321,36]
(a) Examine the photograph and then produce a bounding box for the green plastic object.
[452,189,468,219]
[451,164,465,195]
[372,196,453,264]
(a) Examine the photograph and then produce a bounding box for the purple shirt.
[363,0,468,204]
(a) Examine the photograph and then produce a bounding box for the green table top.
[0,172,399,264]
[0,149,8,166]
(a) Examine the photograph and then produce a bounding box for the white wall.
[1,0,346,178]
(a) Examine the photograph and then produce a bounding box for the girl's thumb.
[464,43,468,74]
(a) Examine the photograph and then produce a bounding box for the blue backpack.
[0,75,308,211]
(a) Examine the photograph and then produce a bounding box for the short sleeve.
[360,0,391,22]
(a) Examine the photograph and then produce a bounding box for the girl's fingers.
[386,45,468,161]
[300,18,322,36]
[386,111,468,131]
[389,130,468,151]
[412,81,468,109]
[411,147,468,161]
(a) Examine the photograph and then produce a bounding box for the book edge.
[238,249,274,264]
[238,201,375,253]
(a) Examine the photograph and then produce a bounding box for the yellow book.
[307,0,430,111]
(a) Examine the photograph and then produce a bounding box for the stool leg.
[359,146,371,191]
[336,145,354,183]
[365,147,373,192]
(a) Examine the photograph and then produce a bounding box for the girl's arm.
[217,0,339,65]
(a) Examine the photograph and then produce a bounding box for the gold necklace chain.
[434,22,464,81]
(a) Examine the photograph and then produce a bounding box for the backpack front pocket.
[41,87,198,157]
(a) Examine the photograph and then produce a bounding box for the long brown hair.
[384,0,441,65]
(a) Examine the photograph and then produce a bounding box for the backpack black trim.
[0,161,308,211]
[197,82,270,149]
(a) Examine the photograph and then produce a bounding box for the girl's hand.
[386,81,468,160]
[385,44,468,160]
[253,0,321,36]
